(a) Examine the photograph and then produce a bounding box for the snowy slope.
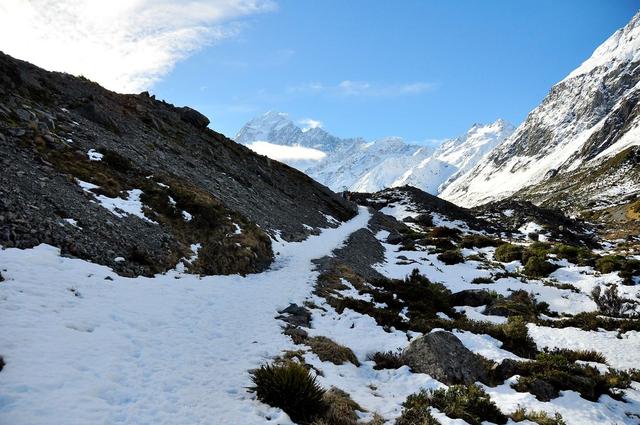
[0,208,371,425]
[442,11,640,207]
[236,112,513,195]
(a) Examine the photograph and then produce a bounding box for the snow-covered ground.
[2,197,640,425]
[0,208,370,425]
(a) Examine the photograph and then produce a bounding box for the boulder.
[451,289,495,307]
[403,331,488,384]
[178,106,210,128]
[276,303,311,328]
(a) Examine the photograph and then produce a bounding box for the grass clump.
[494,243,524,262]
[398,385,507,425]
[307,336,360,366]
[367,350,405,370]
[510,407,566,425]
[250,362,326,424]
[437,249,464,265]
[314,387,363,425]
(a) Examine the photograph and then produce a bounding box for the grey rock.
[178,106,210,128]
[403,331,488,385]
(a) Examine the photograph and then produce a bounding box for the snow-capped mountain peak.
[236,112,513,195]
[441,11,640,208]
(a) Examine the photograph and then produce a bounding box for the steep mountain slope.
[392,119,514,193]
[236,111,512,195]
[442,12,640,207]
[0,52,355,276]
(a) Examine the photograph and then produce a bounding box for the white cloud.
[288,80,435,98]
[0,0,275,93]
[337,80,434,96]
[245,141,326,161]
[298,118,322,132]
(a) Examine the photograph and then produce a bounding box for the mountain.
[441,12,640,208]
[236,112,513,195]
[392,119,515,193]
[0,52,355,277]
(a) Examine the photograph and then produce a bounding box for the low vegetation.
[396,385,506,425]
[500,350,632,401]
[591,284,637,318]
[307,336,360,366]
[249,362,326,424]
[367,350,405,370]
[510,407,566,425]
[436,249,464,265]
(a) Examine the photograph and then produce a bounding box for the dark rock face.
[451,289,494,307]
[403,331,488,385]
[313,226,385,281]
[178,106,210,128]
[0,51,356,276]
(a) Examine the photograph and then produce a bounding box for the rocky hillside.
[0,52,356,276]
[442,11,640,209]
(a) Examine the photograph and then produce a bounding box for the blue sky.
[1,1,636,142]
[151,0,637,142]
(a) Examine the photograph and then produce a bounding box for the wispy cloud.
[289,80,436,97]
[297,118,323,132]
[0,0,276,93]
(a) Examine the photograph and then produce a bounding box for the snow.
[87,149,103,161]
[76,179,155,224]
[441,12,640,208]
[0,207,371,425]
[236,111,513,195]
[528,325,640,370]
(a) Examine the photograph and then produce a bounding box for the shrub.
[471,276,494,284]
[507,351,632,401]
[437,249,464,265]
[521,242,552,264]
[307,336,360,366]
[552,244,594,266]
[368,350,405,370]
[428,385,507,425]
[523,255,559,278]
[395,390,441,425]
[510,407,566,425]
[499,316,537,358]
[595,255,640,285]
[431,226,461,239]
[494,243,524,262]
[249,362,326,424]
[595,255,624,274]
[591,284,635,317]
[538,311,640,333]
[485,290,550,320]
[460,235,504,249]
[543,348,606,364]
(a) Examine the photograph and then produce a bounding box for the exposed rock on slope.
[442,11,640,208]
[0,52,355,276]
